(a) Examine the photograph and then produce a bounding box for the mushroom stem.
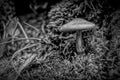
[76,31,85,53]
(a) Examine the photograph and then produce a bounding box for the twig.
[0,37,41,45]
[17,21,29,42]
[23,21,39,32]
[41,21,46,34]
[97,0,102,8]
[29,4,38,15]
[90,0,96,11]
[0,37,57,48]
[16,37,42,41]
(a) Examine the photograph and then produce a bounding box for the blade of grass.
[18,54,37,74]
[1,21,7,39]
[17,21,29,42]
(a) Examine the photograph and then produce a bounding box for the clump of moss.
[46,0,120,80]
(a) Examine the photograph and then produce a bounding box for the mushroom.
[59,18,96,53]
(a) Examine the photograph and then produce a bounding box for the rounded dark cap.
[59,18,96,32]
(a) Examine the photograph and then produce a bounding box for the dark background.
[12,0,120,16]
[13,0,61,16]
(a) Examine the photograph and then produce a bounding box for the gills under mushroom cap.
[59,18,96,32]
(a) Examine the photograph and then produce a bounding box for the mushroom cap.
[59,18,96,32]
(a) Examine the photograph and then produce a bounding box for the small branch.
[16,37,41,41]
[90,0,96,11]
[41,21,46,34]
[17,21,29,42]
[23,22,39,32]
[29,4,38,15]
[0,37,41,45]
